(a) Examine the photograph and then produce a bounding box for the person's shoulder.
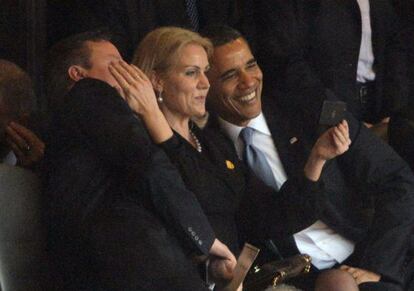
[69,78,115,95]
[65,78,122,108]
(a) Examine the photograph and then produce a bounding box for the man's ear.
[149,70,164,93]
[68,65,87,82]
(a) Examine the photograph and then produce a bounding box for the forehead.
[87,41,122,60]
[211,38,253,72]
[167,43,209,71]
[176,44,209,65]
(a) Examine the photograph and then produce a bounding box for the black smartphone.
[319,100,347,126]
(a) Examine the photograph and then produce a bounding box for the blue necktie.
[240,127,278,190]
[185,0,200,31]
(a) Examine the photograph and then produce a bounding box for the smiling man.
[203,25,414,291]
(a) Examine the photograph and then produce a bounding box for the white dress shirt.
[356,0,376,83]
[219,113,355,269]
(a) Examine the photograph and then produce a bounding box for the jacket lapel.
[262,98,309,178]
[198,127,245,198]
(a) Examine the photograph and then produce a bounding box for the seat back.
[0,164,49,291]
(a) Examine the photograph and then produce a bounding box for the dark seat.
[0,164,49,291]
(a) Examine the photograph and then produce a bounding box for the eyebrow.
[179,64,211,71]
[219,57,257,80]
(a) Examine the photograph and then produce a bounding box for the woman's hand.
[209,239,237,287]
[109,60,159,117]
[6,121,45,168]
[109,61,173,143]
[340,265,381,285]
[304,120,351,181]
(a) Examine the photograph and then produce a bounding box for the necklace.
[189,130,202,153]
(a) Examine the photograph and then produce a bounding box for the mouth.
[237,91,256,103]
[195,95,206,102]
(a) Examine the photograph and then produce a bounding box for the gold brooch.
[226,160,235,170]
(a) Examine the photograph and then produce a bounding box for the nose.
[239,70,255,89]
[198,72,210,90]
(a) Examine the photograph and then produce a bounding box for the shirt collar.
[218,112,271,143]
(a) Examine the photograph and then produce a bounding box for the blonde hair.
[132,26,212,76]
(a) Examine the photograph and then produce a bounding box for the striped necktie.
[240,127,278,190]
[185,0,200,31]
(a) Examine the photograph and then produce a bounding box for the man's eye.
[221,72,237,82]
[246,61,258,69]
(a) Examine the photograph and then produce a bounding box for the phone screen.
[319,100,347,126]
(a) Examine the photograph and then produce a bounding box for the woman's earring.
[157,91,163,103]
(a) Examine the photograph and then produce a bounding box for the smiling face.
[156,43,210,121]
[207,38,263,126]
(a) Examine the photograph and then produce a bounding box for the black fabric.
[44,78,215,290]
[249,0,409,125]
[71,0,240,60]
[389,102,414,171]
[0,165,52,290]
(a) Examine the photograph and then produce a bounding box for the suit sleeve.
[63,79,215,255]
[339,113,414,283]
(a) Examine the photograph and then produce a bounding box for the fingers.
[109,61,147,87]
[131,64,150,82]
[6,122,45,167]
[6,136,26,162]
[332,120,351,147]
[109,63,130,90]
[6,124,30,152]
[8,121,44,148]
[339,265,381,285]
[114,61,137,85]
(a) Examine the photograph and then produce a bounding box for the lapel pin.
[225,160,235,170]
[289,137,298,144]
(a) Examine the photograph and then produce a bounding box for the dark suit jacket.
[77,0,240,59]
[44,79,215,290]
[257,96,414,287]
[250,0,409,124]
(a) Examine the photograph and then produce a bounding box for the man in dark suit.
[204,26,414,291]
[246,0,409,132]
[44,31,236,290]
[52,0,241,60]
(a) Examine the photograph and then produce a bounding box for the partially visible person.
[0,59,45,168]
[203,25,414,291]
[389,0,414,170]
[245,0,409,134]
[44,31,235,290]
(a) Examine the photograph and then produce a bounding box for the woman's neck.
[162,107,191,142]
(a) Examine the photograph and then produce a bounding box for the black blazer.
[44,79,215,290]
[260,96,414,286]
[251,0,409,124]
